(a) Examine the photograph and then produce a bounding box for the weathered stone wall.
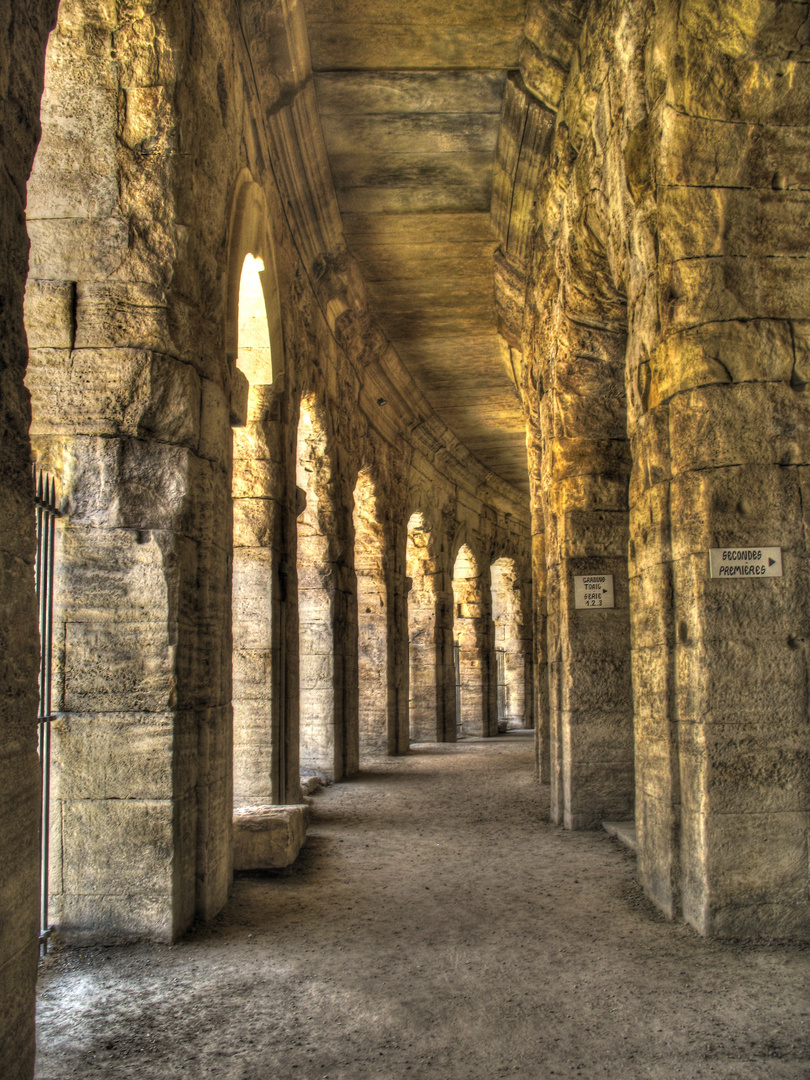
[8,0,531,996]
[0,3,60,1075]
[506,0,810,937]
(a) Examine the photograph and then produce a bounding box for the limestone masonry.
[1,2,809,1077]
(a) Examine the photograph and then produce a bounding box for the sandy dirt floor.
[35,732,810,1079]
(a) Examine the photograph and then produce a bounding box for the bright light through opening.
[237,253,273,385]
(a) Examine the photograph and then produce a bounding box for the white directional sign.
[574,574,614,609]
[709,547,783,579]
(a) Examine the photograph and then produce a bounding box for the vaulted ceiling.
[304,0,531,494]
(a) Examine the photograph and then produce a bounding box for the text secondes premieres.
[709,548,783,579]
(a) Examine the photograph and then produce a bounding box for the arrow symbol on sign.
[603,589,608,593]
[769,558,776,567]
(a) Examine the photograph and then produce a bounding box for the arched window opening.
[406,512,440,744]
[236,254,275,386]
[452,544,491,738]
[296,396,341,780]
[491,558,530,731]
[353,470,389,759]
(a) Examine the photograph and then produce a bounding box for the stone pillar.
[407,515,440,742]
[336,481,360,778]
[297,401,340,780]
[0,0,59,1073]
[435,563,459,743]
[528,428,550,779]
[391,514,411,754]
[540,309,634,829]
[628,6,810,935]
[354,470,389,759]
[492,557,529,729]
[452,546,494,737]
[407,511,455,742]
[232,386,287,805]
[25,1,233,940]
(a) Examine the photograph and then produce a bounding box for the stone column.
[435,564,459,743]
[354,471,389,759]
[452,547,494,737]
[408,516,440,742]
[628,5,810,935]
[540,308,634,830]
[391,512,411,754]
[25,1,233,940]
[528,428,550,779]
[492,557,530,729]
[0,0,59,1074]
[232,386,287,805]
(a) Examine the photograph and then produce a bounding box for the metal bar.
[34,466,60,957]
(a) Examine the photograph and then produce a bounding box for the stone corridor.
[35,735,810,1080]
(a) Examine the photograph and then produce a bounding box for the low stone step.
[602,820,637,853]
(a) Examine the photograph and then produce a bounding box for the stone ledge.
[602,820,638,853]
[233,805,309,871]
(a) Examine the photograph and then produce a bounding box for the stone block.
[0,748,40,976]
[196,705,234,790]
[196,777,233,920]
[679,723,810,815]
[635,790,679,920]
[547,472,629,516]
[62,620,174,714]
[669,464,803,561]
[199,379,232,464]
[50,712,196,802]
[233,805,308,871]
[679,0,809,64]
[24,280,75,349]
[563,760,635,829]
[233,648,273,690]
[671,23,810,125]
[0,942,37,1080]
[675,636,807,727]
[232,458,282,500]
[629,408,672,504]
[234,497,277,547]
[681,808,810,938]
[27,24,118,221]
[28,348,201,449]
[564,714,635,764]
[633,730,676,802]
[27,217,128,281]
[629,569,674,650]
[668,257,810,331]
[649,320,794,409]
[659,108,810,191]
[233,419,284,465]
[660,189,810,262]
[556,509,629,559]
[50,436,197,532]
[232,547,276,594]
[668,383,810,476]
[60,797,173,895]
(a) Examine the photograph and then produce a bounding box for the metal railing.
[34,466,60,956]
[453,642,462,734]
